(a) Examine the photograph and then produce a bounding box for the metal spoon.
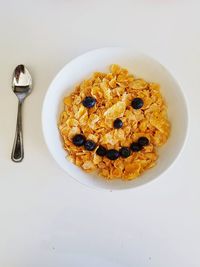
[11,65,32,162]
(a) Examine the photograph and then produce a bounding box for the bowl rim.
[41,47,189,191]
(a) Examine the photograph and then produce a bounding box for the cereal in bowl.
[58,64,170,180]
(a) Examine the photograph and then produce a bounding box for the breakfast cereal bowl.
[42,47,188,190]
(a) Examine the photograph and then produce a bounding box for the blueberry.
[119,147,131,158]
[113,118,123,129]
[130,142,142,152]
[131,98,144,109]
[72,134,86,146]
[106,149,120,160]
[84,140,96,151]
[96,145,107,156]
[82,96,96,108]
[138,137,149,146]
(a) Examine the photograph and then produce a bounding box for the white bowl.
[42,47,188,190]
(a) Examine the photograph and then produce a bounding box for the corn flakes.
[58,65,170,180]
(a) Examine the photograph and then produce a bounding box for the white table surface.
[0,0,200,266]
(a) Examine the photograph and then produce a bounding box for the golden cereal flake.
[64,96,72,106]
[132,79,148,90]
[110,64,121,74]
[68,127,81,139]
[104,101,126,120]
[87,134,99,143]
[88,114,100,129]
[82,161,96,171]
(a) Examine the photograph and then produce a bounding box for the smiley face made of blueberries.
[72,96,149,160]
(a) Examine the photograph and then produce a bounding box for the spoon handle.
[11,101,24,162]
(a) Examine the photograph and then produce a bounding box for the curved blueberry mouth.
[72,134,149,160]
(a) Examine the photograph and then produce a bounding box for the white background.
[0,0,200,266]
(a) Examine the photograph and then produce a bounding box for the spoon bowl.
[12,65,32,102]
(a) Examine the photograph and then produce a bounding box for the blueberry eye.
[82,96,96,108]
[131,98,144,109]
